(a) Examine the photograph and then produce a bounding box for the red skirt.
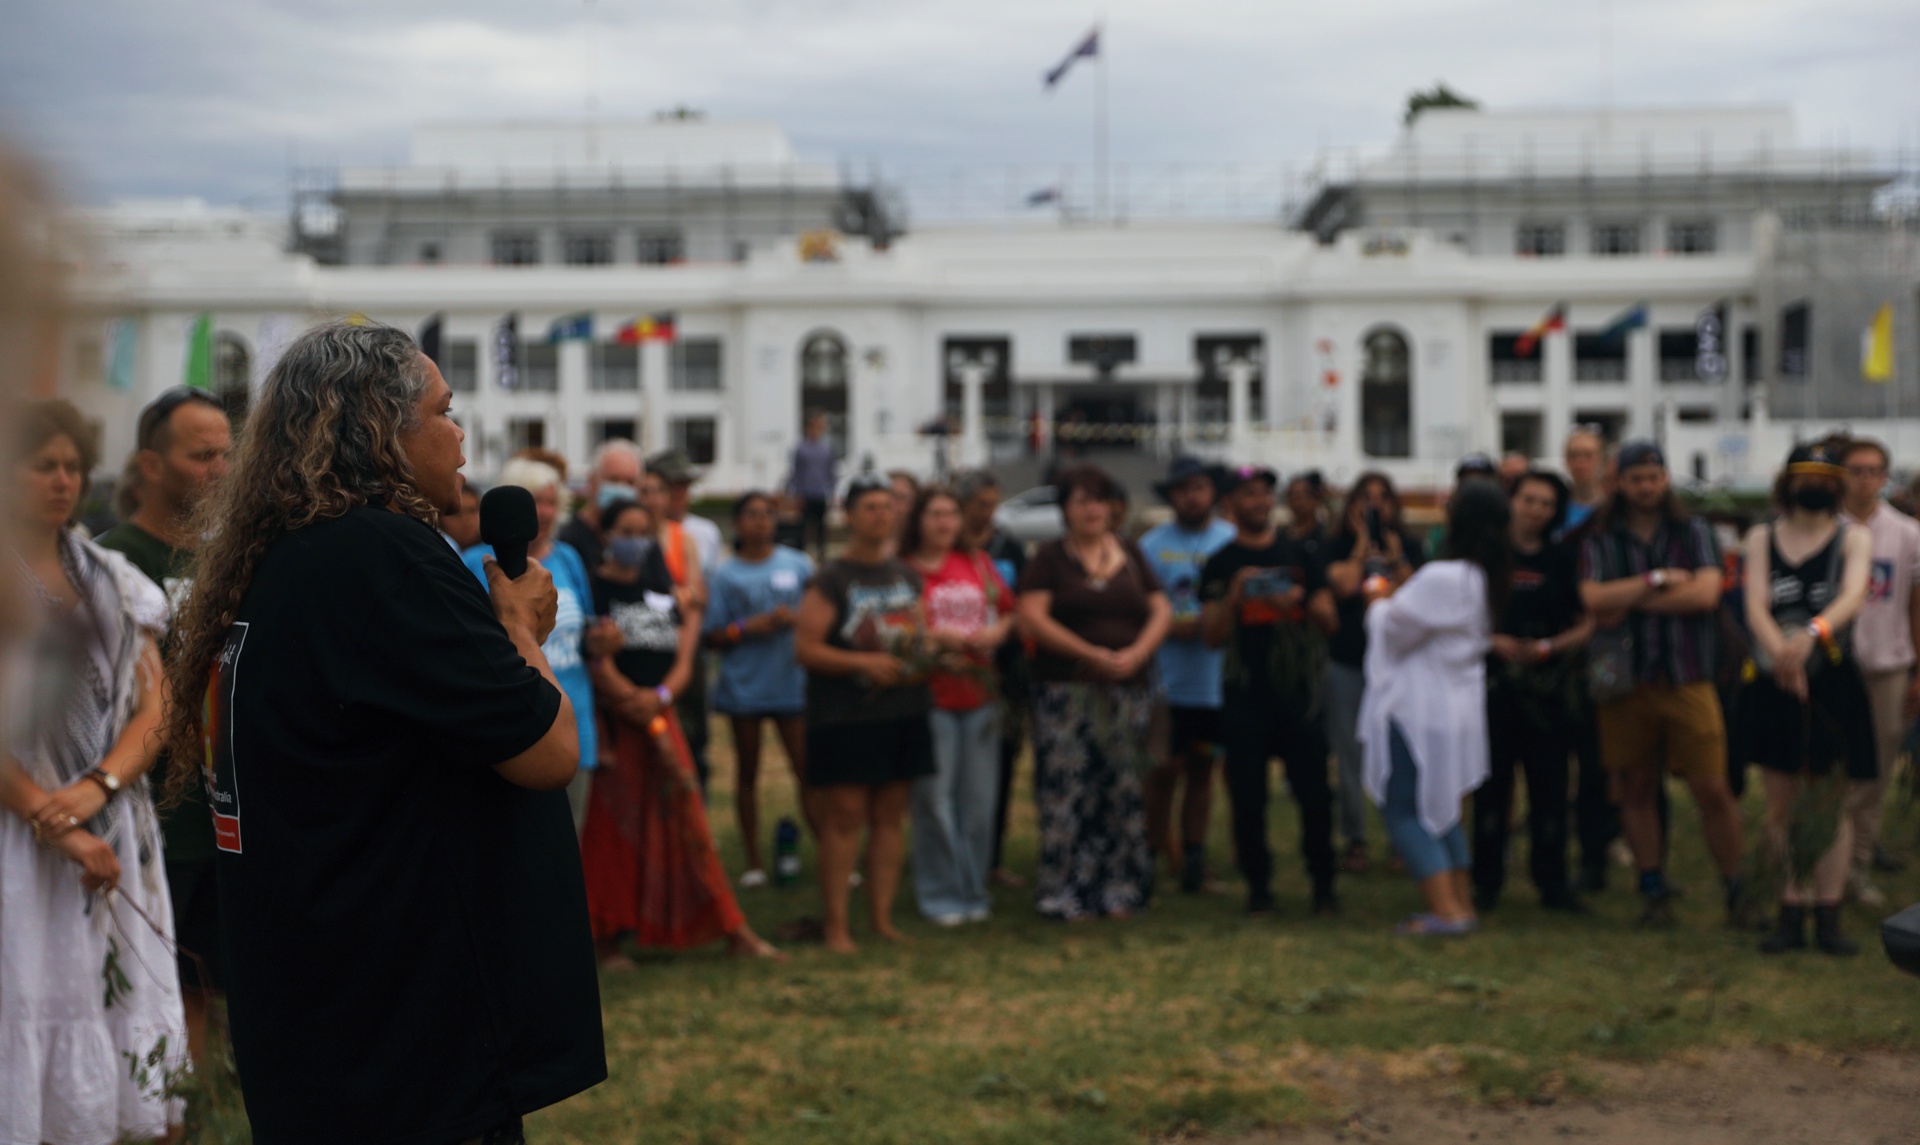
[580,710,745,949]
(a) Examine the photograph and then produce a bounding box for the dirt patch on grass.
[1252,1047,1919,1145]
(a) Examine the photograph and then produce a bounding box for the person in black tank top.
[1734,444,1875,956]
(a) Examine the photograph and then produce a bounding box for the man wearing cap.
[1578,441,1746,928]
[1137,458,1236,891]
[1201,465,1339,915]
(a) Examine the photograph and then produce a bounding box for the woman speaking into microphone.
[160,322,603,1145]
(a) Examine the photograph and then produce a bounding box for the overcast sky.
[4,0,1917,210]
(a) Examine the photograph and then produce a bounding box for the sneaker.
[1847,868,1887,908]
[964,906,991,924]
[928,912,967,928]
[1637,892,1676,930]
[737,868,769,890]
[848,871,865,889]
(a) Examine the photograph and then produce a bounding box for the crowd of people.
[5,318,1917,1139]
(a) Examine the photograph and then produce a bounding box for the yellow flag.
[1863,303,1894,382]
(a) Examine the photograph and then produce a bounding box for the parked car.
[994,485,1064,545]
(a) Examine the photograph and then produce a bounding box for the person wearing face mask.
[558,438,644,572]
[1733,444,1874,956]
[580,498,780,964]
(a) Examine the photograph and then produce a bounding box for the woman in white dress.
[1,401,187,1143]
[1359,481,1512,937]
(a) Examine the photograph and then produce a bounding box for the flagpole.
[1095,19,1108,221]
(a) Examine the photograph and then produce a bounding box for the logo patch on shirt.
[204,622,248,854]
[1869,558,1895,604]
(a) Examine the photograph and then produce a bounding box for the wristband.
[655,685,674,706]
[1808,617,1833,646]
[728,621,745,643]
[648,715,670,736]
[1362,575,1391,598]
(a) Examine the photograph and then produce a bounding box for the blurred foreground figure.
[2,401,188,1142]
[159,322,602,1145]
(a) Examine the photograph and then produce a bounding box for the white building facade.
[58,109,1920,496]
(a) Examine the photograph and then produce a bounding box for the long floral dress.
[0,533,188,1143]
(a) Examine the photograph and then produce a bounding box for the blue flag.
[106,317,138,391]
[1599,302,1649,345]
[1044,27,1099,89]
[547,312,592,343]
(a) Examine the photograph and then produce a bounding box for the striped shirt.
[1579,514,1721,687]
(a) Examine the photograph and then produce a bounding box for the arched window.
[214,331,251,422]
[799,331,849,454]
[1360,327,1411,458]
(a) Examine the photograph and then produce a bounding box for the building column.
[1542,327,1574,449]
[640,338,671,453]
[1225,357,1255,454]
[1626,325,1656,442]
[957,361,987,468]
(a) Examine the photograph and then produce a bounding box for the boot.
[1179,843,1207,894]
[1759,905,1806,955]
[1812,905,1859,957]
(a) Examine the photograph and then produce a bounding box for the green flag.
[183,313,213,390]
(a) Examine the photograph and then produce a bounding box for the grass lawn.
[197,730,1920,1143]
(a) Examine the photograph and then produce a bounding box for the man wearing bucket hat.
[1137,458,1236,891]
[1578,440,1747,929]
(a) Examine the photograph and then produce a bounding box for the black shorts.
[806,715,936,788]
[1167,705,1222,753]
[166,857,225,993]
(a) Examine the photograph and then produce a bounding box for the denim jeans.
[1324,660,1369,848]
[913,706,1004,920]
[1383,722,1468,882]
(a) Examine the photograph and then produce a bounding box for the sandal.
[1394,913,1477,937]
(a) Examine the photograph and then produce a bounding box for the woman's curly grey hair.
[158,320,431,803]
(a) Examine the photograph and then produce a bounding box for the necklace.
[1068,535,1119,591]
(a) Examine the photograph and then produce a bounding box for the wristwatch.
[85,768,122,800]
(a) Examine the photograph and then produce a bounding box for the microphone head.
[479,485,538,577]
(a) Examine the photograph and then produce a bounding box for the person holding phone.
[1322,473,1425,873]
[1201,466,1340,916]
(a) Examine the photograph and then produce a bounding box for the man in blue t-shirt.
[704,491,816,884]
[1138,457,1237,892]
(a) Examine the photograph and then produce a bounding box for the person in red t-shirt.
[902,485,1015,924]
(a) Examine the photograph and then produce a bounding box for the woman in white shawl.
[1,401,187,1143]
[1359,481,1512,937]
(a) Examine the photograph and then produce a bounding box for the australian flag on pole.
[1044,27,1099,89]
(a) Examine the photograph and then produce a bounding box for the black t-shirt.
[1502,540,1583,640]
[807,557,932,727]
[591,540,681,688]
[1324,527,1428,667]
[207,506,604,1145]
[1199,533,1325,695]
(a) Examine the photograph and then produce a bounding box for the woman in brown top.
[1017,464,1171,919]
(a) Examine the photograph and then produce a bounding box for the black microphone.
[480,485,538,578]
